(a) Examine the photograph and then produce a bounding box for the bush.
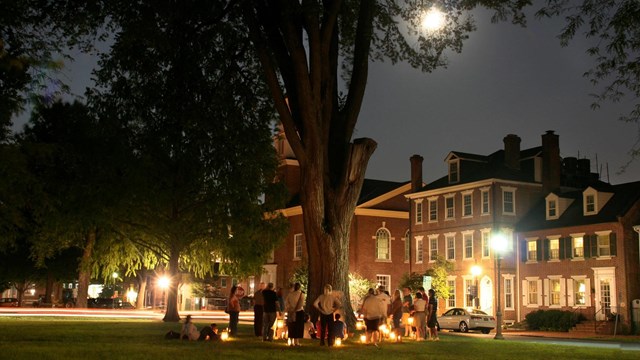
[524,310,583,332]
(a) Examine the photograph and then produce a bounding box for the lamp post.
[492,234,507,340]
[471,265,482,309]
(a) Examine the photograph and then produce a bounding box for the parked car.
[88,298,130,309]
[438,307,495,334]
[0,298,19,307]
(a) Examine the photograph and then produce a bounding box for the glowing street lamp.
[492,233,508,340]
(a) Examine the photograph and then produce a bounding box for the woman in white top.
[285,282,306,346]
[180,315,199,341]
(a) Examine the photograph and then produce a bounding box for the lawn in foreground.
[0,317,636,360]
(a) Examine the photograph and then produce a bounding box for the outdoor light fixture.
[492,233,508,340]
[158,276,170,289]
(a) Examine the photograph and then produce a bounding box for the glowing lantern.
[360,334,367,343]
[220,331,229,341]
[335,338,342,346]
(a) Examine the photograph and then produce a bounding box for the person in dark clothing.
[262,282,279,341]
[198,323,220,341]
[253,282,265,337]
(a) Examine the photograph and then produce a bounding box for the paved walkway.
[503,328,640,341]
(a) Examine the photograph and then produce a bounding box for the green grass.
[0,317,637,360]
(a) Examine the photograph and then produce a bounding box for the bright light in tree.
[158,276,170,289]
[422,7,445,31]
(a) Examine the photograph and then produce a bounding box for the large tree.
[89,0,288,321]
[237,0,529,325]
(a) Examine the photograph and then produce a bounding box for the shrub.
[524,310,583,331]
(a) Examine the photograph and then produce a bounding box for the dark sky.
[12,8,640,186]
[359,10,640,185]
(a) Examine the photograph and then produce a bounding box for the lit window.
[376,275,390,291]
[550,279,561,306]
[376,229,391,261]
[574,280,586,305]
[573,237,584,258]
[527,240,537,261]
[293,233,303,260]
[597,233,610,257]
[447,279,456,308]
[528,280,538,305]
[549,238,559,260]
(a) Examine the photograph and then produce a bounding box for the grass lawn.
[0,317,637,360]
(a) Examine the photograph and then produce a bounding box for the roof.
[517,180,640,231]
[285,178,409,208]
[422,146,542,191]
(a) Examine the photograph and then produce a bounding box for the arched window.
[376,228,391,261]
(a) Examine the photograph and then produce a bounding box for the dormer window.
[548,199,557,218]
[583,187,613,216]
[449,160,459,183]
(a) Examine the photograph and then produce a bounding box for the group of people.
[359,285,439,344]
[170,315,221,341]
[226,281,438,346]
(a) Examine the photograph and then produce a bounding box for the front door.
[480,276,493,315]
[593,267,616,321]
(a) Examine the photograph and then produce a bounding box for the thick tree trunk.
[75,230,96,308]
[162,246,181,322]
[304,139,376,330]
[136,270,148,310]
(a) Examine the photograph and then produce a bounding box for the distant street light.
[470,265,482,309]
[492,233,508,340]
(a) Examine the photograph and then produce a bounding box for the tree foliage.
[536,0,640,163]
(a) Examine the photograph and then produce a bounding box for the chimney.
[542,130,561,193]
[503,134,521,170]
[410,155,424,193]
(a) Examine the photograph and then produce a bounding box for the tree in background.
[399,256,453,300]
[89,0,288,321]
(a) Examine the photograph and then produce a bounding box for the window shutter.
[520,241,528,262]
[560,278,567,307]
[564,237,573,259]
[537,279,543,306]
[543,279,550,306]
[588,234,598,258]
[559,237,565,259]
[584,235,591,258]
[522,280,528,306]
[567,278,575,306]
[543,239,550,261]
[585,278,592,307]
[536,239,543,261]
[610,233,617,256]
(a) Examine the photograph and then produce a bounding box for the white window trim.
[501,186,517,216]
[374,227,392,262]
[445,232,456,260]
[480,187,491,216]
[445,193,456,221]
[503,274,515,310]
[523,277,542,308]
[461,190,473,218]
[293,233,303,261]
[570,233,586,260]
[376,275,391,292]
[481,228,491,259]
[525,237,538,263]
[583,189,597,215]
[415,199,424,224]
[428,196,438,223]
[449,159,460,184]
[403,230,410,264]
[547,236,561,262]
[462,230,474,260]
[569,275,591,307]
[428,234,439,263]
[446,276,457,309]
[546,195,559,220]
[415,235,424,264]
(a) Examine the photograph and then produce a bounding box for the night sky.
[11,8,640,186]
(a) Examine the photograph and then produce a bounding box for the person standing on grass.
[227,285,241,337]
[412,292,427,341]
[390,289,404,341]
[402,287,413,337]
[261,282,279,342]
[253,282,265,337]
[360,288,385,346]
[427,288,439,341]
[285,282,305,346]
[313,284,341,347]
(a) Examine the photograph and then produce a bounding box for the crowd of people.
[167,283,439,347]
